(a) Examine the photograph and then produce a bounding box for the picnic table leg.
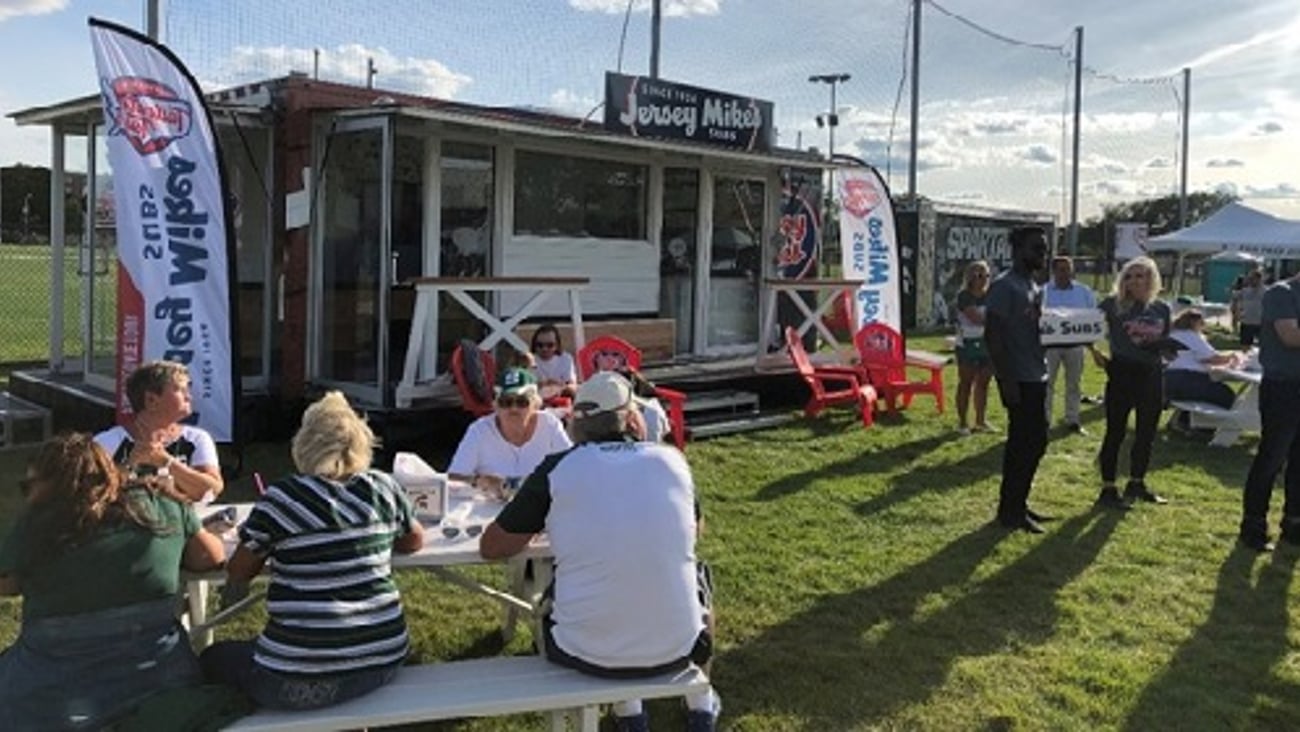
[577,706,600,732]
[502,558,527,643]
[187,579,213,649]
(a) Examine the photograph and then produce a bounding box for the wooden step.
[689,413,794,439]
[682,389,759,417]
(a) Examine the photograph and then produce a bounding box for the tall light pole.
[809,73,850,159]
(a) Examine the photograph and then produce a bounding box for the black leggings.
[1098,359,1164,484]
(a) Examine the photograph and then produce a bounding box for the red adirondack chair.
[449,343,498,417]
[852,322,945,414]
[575,335,688,449]
[785,327,876,427]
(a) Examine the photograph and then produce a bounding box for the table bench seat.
[223,655,710,732]
[1168,399,1260,447]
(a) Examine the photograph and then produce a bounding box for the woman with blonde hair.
[1091,256,1173,508]
[954,260,995,434]
[201,391,425,710]
[0,433,224,729]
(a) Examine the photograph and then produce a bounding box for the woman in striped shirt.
[200,391,425,710]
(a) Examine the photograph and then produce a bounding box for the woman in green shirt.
[0,433,225,730]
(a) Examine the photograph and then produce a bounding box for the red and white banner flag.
[90,18,238,441]
[836,164,901,333]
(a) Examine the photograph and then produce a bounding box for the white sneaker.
[957,426,972,436]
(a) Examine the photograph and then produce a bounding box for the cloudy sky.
[1,0,1296,222]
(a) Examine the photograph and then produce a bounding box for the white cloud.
[1144,156,1174,169]
[1206,158,1245,168]
[1019,144,1057,165]
[1243,182,1300,199]
[568,0,721,18]
[547,88,600,117]
[222,44,471,99]
[1254,120,1283,135]
[0,0,66,22]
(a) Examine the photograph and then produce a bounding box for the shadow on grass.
[852,440,1005,518]
[755,431,957,502]
[1122,546,1300,730]
[716,511,1122,728]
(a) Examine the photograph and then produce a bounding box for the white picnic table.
[189,486,552,648]
[1169,364,1262,447]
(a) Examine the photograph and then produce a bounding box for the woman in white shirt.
[448,367,573,496]
[1164,309,1241,409]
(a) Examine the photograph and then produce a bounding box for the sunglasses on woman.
[534,340,558,350]
[496,395,531,409]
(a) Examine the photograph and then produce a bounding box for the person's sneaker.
[1066,422,1088,436]
[1095,486,1131,510]
[974,422,999,433]
[1239,532,1275,552]
[1124,480,1168,505]
[957,425,971,436]
[1026,507,1056,523]
[614,711,650,732]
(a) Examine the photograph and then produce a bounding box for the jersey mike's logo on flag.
[840,177,883,220]
[101,76,194,155]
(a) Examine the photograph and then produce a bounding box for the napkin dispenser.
[393,451,449,524]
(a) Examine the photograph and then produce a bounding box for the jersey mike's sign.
[1040,307,1105,346]
[604,72,774,152]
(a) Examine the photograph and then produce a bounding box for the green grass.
[1,335,1297,730]
[0,242,88,363]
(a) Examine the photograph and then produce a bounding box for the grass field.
[1,333,1293,730]
[0,242,94,363]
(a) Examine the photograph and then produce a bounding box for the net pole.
[907,0,921,199]
[650,0,662,78]
[1178,67,1191,229]
[1068,25,1082,256]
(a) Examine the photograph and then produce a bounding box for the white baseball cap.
[572,371,634,418]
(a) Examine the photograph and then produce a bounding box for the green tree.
[1076,190,1238,257]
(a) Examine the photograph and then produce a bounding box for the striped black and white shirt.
[239,470,417,676]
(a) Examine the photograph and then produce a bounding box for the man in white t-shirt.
[480,372,719,732]
[1043,256,1096,434]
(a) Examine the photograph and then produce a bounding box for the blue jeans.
[200,640,401,710]
[0,597,200,730]
[1241,379,1300,539]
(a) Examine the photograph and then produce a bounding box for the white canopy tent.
[1147,202,1300,257]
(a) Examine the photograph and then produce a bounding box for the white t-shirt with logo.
[533,352,577,385]
[93,424,220,505]
[495,442,703,669]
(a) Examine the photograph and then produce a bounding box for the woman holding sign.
[1092,256,1173,508]
[954,261,995,435]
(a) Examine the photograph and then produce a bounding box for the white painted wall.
[501,235,659,315]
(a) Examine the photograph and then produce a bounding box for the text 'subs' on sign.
[604,72,774,152]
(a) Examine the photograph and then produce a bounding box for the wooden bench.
[223,655,711,732]
[517,318,676,364]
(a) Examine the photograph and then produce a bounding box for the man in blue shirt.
[1043,256,1096,434]
[1239,270,1300,551]
[985,227,1050,533]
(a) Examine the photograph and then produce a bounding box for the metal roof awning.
[334,104,830,169]
[9,93,269,130]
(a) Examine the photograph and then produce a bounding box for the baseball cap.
[496,367,538,398]
[572,371,634,418]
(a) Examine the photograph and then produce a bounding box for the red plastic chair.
[785,327,876,427]
[852,322,945,414]
[450,343,498,417]
[575,335,689,450]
